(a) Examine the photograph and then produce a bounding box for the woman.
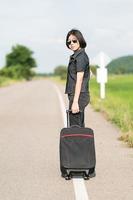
[65,29,90,127]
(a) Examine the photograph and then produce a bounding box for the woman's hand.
[71,101,79,113]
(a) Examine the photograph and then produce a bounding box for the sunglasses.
[67,39,78,45]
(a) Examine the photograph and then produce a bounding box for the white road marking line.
[53,84,89,200]
[73,179,89,200]
[53,84,67,126]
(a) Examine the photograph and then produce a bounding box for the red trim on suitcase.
[61,134,93,138]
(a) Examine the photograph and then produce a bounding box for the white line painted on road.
[73,179,89,200]
[53,84,67,127]
[53,84,89,200]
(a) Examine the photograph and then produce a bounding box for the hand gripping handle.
[66,110,82,128]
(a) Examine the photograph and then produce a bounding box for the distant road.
[0,79,133,200]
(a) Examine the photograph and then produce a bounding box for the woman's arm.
[71,71,84,113]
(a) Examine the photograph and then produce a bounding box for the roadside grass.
[0,77,21,87]
[49,76,65,84]
[90,74,133,147]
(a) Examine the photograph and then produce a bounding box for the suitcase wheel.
[89,171,96,178]
[65,175,72,180]
[61,173,72,180]
[83,174,90,180]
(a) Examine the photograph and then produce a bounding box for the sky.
[0,0,133,73]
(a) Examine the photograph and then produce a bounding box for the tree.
[4,44,37,80]
[54,65,67,80]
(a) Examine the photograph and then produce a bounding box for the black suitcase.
[60,110,96,180]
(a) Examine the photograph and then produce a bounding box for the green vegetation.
[107,55,133,74]
[54,65,67,80]
[0,76,24,87]
[90,75,133,147]
[0,44,37,81]
[90,65,98,75]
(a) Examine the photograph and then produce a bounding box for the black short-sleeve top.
[65,48,90,94]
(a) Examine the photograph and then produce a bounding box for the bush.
[90,65,98,75]
[0,65,35,80]
[54,65,67,80]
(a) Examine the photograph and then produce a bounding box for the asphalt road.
[0,79,133,200]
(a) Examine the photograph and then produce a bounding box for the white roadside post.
[91,52,111,99]
[97,59,108,99]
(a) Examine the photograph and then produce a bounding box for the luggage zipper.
[61,134,93,138]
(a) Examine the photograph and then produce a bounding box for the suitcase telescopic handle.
[66,110,82,128]
[66,110,70,128]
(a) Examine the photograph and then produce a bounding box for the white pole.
[100,82,105,99]
[91,52,111,99]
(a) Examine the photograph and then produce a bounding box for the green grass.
[0,77,18,87]
[90,74,133,147]
[0,76,26,87]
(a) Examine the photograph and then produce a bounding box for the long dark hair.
[66,29,87,49]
